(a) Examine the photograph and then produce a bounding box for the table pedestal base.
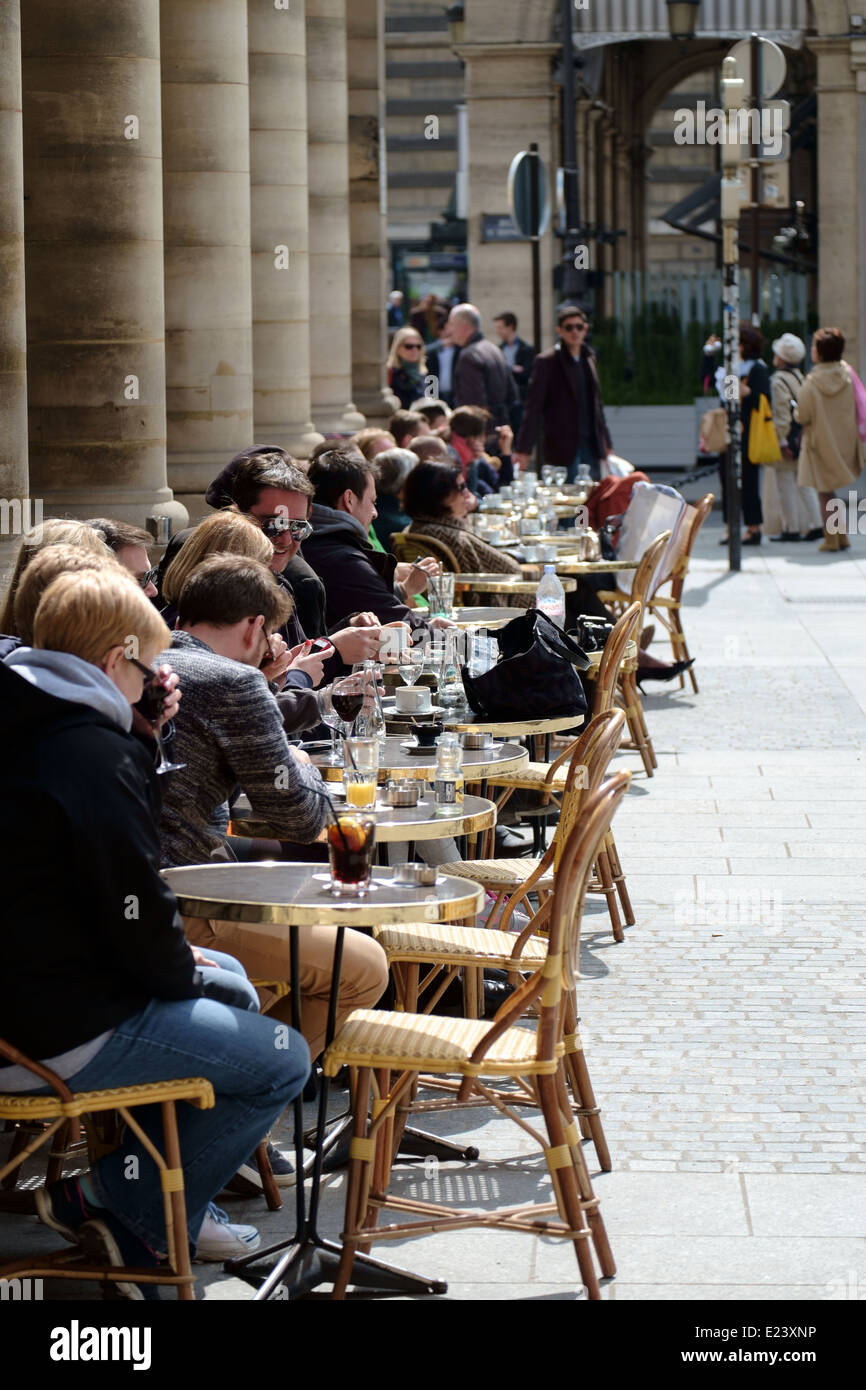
[225,1236,446,1300]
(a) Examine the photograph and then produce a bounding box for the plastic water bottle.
[433,732,465,817]
[536,564,566,626]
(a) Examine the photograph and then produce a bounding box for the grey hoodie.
[3,647,133,732]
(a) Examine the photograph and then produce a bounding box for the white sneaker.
[194,1203,261,1262]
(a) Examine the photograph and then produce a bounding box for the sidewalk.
[4,516,865,1301]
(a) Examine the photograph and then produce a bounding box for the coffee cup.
[378,624,409,665]
[395,685,432,714]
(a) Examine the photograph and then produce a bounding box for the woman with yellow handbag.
[738,323,776,547]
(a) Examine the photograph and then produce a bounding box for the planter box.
[605,404,703,472]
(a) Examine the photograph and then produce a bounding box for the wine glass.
[132,660,186,775]
[398,644,424,687]
[318,686,346,766]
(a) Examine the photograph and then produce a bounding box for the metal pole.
[749,34,762,324]
[529,142,543,359]
[560,0,584,305]
[723,247,742,573]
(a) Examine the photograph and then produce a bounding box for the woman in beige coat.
[795,327,864,552]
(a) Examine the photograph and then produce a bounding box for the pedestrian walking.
[795,326,865,552]
[386,327,428,410]
[766,332,823,542]
[445,302,517,432]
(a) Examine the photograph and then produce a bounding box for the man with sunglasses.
[513,305,615,482]
[86,518,160,600]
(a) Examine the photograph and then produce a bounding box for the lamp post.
[665,0,701,45]
[559,0,584,306]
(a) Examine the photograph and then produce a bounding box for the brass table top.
[163,862,485,927]
[442,712,585,738]
[452,575,577,595]
[311,734,529,782]
[230,791,496,844]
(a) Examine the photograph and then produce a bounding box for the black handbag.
[460,608,590,720]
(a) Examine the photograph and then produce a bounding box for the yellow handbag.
[747,393,782,464]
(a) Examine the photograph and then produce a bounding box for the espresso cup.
[395,685,432,714]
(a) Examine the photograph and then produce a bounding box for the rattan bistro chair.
[0,1038,213,1300]
[647,493,714,692]
[323,776,630,1300]
[390,529,460,573]
[444,709,628,945]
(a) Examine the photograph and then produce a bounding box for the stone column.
[248,0,322,457]
[816,33,865,376]
[0,0,29,580]
[306,0,365,434]
[457,43,559,349]
[161,0,254,518]
[347,0,395,424]
[20,0,186,531]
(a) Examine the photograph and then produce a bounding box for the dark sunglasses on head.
[137,567,159,590]
[257,515,313,543]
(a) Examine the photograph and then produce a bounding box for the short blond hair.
[0,519,112,635]
[13,543,121,645]
[33,568,170,666]
[161,508,272,605]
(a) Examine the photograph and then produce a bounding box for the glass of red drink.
[327,815,376,896]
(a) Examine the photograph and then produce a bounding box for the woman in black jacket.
[0,568,309,1292]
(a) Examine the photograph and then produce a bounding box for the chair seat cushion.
[445,857,551,890]
[322,1008,560,1077]
[487,762,570,792]
[0,1077,215,1120]
[373,920,549,969]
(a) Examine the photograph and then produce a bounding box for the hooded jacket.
[795,361,865,493]
[302,503,419,629]
[0,653,202,1062]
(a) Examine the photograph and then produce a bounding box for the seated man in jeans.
[0,567,310,1296]
[156,554,389,1121]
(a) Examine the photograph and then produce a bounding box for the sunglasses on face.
[137,567,159,590]
[561,322,589,333]
[402,343,423,351]
[454,480,469,492]
[256,515,313,543]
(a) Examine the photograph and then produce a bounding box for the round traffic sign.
[728,37,787,100]
[508,150,551,240]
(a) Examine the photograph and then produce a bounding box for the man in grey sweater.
[157,553,389,1066]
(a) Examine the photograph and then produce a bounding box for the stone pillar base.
[352,387,400,426]
[254,421,325,459]
[34,487,189,534]
[313,402,367,436]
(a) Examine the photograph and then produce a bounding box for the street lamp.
[446,3,466,47]
[665,0,700,43]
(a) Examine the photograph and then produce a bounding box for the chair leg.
[595,846,624,943]
[536,1073,601,1299]
[254,1139,282,1212]
[555,1068,615,1279]
[606,831,635,927]
[160,1100,196,1301]
[621,671,655,776]
[563,995,611,1173]
[331,1068,373,1300]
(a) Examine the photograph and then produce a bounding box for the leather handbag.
[460,609,589,720]
[699,407,727,455]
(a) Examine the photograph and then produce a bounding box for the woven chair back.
[592,602,641,716]
[390,529,460,573]
[629,530,672,613]
[552,708,625,870]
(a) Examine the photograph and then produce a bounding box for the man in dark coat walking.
[445,303,517,430]
[513,305,614,481]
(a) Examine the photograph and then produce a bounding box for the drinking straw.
[310,785,351,855]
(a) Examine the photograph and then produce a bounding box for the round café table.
[452,574,577,596]
[442,709,585,768]
[311,733,529,783]
[230,789,496,859]
[449,605,525,628]
[162,862,484,1301]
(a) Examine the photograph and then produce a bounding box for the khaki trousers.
[183,916,389,1060]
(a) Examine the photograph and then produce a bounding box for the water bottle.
[536,564,566,626]
[433,732,464,817]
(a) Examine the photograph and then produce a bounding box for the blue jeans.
[32,996,309,1252]
[196,947,260,1013]
[568,443,599,484]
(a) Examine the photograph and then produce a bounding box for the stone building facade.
[0,0,394,575]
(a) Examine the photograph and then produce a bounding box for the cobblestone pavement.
[4,513,865,1301]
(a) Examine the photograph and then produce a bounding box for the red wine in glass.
[331,690,364,734]
[140,665,186,775]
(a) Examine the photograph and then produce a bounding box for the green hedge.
[593,305,818,405]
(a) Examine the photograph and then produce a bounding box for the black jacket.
[0,662,202,1060]
[515,343,612,470]
[453,332,517,428]
[302,504,417,630]
[501,336,536,400]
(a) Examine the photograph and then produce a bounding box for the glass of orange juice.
[344,737,379,810]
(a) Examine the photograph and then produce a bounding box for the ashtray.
[393,863,439,886]
[382,778,423,807]
[460,731,493,750]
